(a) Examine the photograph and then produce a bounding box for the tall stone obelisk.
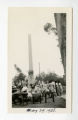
[28,34,34,85]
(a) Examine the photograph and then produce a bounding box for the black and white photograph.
[8,7,72,113]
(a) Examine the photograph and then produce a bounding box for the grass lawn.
[13,95,66,108]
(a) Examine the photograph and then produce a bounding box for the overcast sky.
[8,7,64,79]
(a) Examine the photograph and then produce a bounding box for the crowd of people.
[12,80,63,105]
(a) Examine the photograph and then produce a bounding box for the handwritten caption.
[26,108,56,113]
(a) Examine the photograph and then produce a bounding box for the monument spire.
[28,34,33,72]
[28,34,34,84]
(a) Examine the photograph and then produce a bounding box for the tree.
[12,64,26,90]
[44,14,66,82]
[36,72,63,83]
[44,23,57,35]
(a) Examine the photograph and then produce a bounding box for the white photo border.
[0,0,78,120]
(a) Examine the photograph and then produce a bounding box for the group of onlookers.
[21,80,63,97]
[12,80,63,104]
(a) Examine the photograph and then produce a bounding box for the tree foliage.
[13,73,26,87]
[36,72,65,85]
[12,65,26,89]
